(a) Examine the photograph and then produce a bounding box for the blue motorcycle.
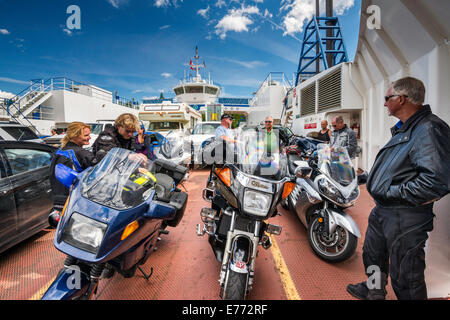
[42,147,188,300]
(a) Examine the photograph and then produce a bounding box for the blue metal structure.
[295,16,349,86]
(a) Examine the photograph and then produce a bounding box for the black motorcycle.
[196,129,296,300]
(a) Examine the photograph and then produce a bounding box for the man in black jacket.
[347,77,450,300]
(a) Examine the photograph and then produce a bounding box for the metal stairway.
[0,79,54,135]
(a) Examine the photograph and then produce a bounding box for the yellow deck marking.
[269,234,301,300]
[29,276,56,300]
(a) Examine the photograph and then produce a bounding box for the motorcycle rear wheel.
[307,215,357,263]
[224,270,247,300]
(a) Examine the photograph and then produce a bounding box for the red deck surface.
[0,169,398,300]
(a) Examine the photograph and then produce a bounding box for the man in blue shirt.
[215,113,236,144]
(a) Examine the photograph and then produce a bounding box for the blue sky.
[0,0,361,101]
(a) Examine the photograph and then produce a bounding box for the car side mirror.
[55,163,79,189]
[357,171,368,185]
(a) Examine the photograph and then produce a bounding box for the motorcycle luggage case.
[153,159,187,185]
[166,191,188,227]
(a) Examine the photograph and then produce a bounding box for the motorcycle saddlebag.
[166,191,188,227]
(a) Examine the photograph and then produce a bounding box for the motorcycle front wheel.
[307,215,357,263]
[224,270,247,300]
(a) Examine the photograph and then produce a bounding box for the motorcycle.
[42,147,189,300]
[196,128,297,300]
[284,142,364,262]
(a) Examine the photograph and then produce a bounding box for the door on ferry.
[1,142,54,236]
[0,151,18,253]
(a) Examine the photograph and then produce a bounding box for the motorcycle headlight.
[243,189,272,217]
[318,178,343,204]
[62,212,107,254]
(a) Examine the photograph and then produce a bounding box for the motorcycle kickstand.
[138,266,153,281]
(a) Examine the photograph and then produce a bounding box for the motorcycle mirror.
[294,162,312,179]
[55,163,79,189]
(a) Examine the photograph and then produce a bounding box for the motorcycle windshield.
[235,128,287,180]
[317,144,355,186]
[155,130,190,163]
[80,148,155,209]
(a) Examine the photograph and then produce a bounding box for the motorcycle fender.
[41,266,91,300]
[327,208,361,238]
[229,236,252,274]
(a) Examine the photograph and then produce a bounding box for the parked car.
[188,121,221,164]
[0,121,43,143]
[0,141,56,254]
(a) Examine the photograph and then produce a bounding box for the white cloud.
[0,29,10,35]
[159,25,171,30]
[107,0,129,8]
[0,90,15,99]
[63,28,73,36]
[215,5,260,39]
[215,0,226,8]
[197,6,210,19]
[161,72,172,78]
[0,77,29,85]
[280,0,354,36]
[154,0,183,8]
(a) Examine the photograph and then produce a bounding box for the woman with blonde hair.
[50,121,95,211]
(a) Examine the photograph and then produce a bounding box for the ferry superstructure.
[0,77,139,136]
[249,0,449,298]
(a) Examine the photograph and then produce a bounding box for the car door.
[0,150,18,253]
[1,142,55,234]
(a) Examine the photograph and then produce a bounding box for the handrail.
[252,72,293,97]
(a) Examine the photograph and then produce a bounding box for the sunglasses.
[385,94,408,102]
[265,121,273,123]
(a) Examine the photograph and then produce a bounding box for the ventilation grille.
[318,67,342,112]
[300,83,316,116]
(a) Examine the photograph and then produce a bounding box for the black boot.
[347,273,387,300]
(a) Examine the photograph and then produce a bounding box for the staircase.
[0,79,54,135]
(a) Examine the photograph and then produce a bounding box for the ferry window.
[185,86,203,94]
[149,122,180,130]
[205,86,218,95]
[174,87,184,95]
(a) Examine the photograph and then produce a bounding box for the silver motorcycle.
[284,144,365,262]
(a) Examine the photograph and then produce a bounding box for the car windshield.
[2,126,38,140]
[80,148,155,209]
[316,144,355,186]
[192,123,220,135]
[89,123,104,135]
[234,128,287,180]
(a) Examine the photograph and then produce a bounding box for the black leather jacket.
[92,126,135,163]
[367,105,450,208]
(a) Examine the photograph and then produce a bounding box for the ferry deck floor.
[0,169,399,300]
